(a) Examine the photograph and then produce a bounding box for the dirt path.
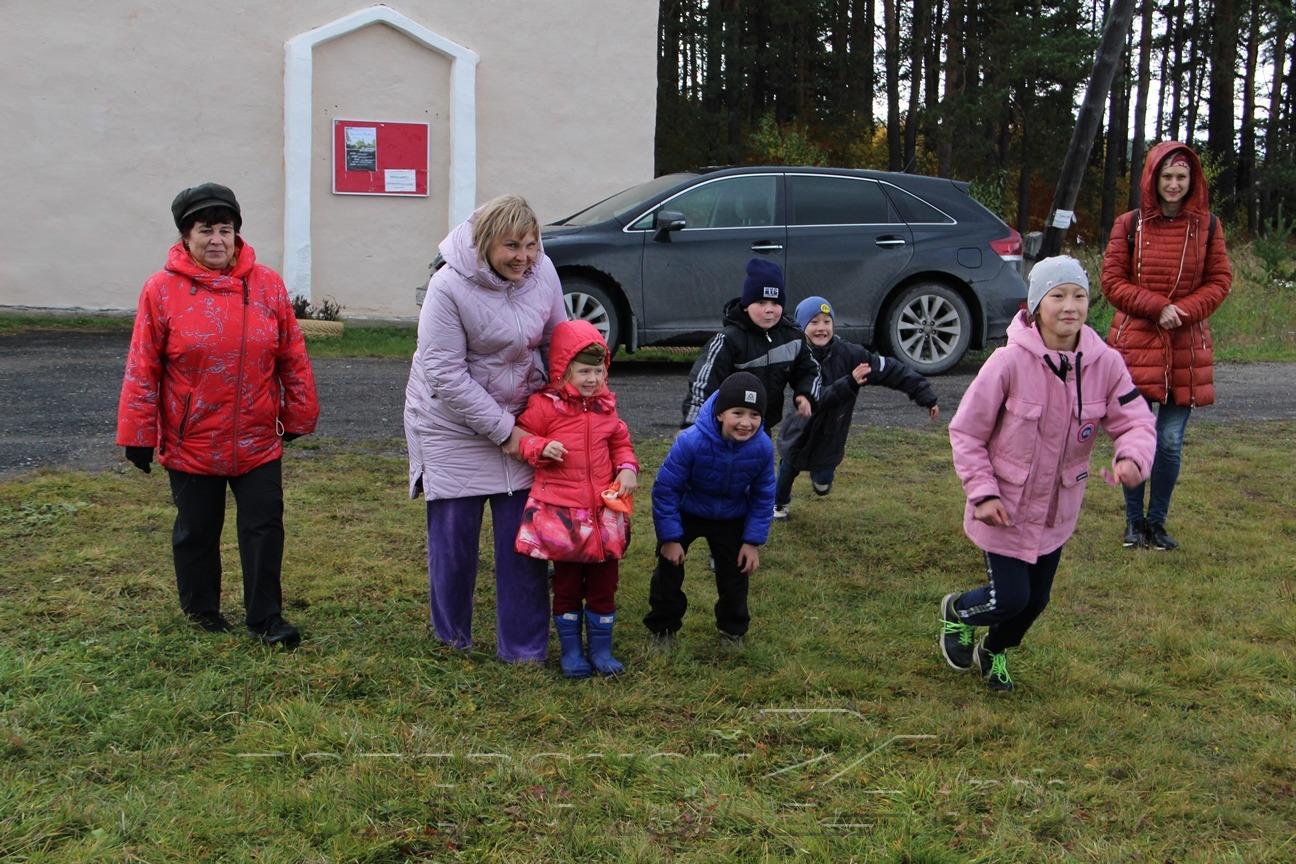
[2,329,1292,478]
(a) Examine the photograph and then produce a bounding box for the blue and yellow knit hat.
[794,295,834,330]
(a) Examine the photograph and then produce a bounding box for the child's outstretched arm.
[849,344,939,413]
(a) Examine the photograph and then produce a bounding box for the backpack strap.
[1207,212,1217,246]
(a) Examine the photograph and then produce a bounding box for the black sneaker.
[718,630,745,652]
[1146,521,1179,550]
[939,593,974,671]
[973,637,1014,693]
[187,611,233,633]
[250,616,301,649]
[1122,518,1147,549]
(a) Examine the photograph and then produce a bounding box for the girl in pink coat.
[939,256,1156,692]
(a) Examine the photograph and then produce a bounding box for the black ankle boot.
[1122,518,1147,549]
[1146,521,1179,551]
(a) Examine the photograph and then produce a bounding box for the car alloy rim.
[896,293,962,364]
[565,291,612,340]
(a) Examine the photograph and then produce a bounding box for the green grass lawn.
[2,424,1293,862]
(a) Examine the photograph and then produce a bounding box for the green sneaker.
[940,593,974,671]
[973,637,1014,693]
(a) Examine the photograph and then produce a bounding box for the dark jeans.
[644,514,750,637]
[1123,396,1192,525]
[424,490,550,663]
[552,559,619,615]
[951,546,1063,653]
[774,460,836,507]
[167,459,285,629]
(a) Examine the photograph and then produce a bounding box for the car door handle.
[751,243,784,252]
[875,236,907,247]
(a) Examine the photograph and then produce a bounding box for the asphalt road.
[3,328,1293,479]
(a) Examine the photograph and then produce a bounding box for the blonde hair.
[472,194,541,262]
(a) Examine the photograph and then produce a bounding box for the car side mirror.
[653,210,687,242]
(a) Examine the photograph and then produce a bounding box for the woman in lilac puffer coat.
[404,195,567,662]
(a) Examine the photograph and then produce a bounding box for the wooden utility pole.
[1039,0,1137,258]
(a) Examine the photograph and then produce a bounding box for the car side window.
[649,175,778,230]
[787,175,897,225]
[884,184,956,224]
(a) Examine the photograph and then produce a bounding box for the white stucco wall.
[0,1,657,318]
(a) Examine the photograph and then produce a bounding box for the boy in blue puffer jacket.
[646,372,775,648]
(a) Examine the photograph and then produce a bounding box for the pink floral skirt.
[514,495,630,563]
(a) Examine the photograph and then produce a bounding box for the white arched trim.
[283,5,478,298]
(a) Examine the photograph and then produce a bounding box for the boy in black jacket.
[774,296,939,520]
[681,258,821,431]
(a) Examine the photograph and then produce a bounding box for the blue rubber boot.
[584,609,625,677]
[553,613,592,679]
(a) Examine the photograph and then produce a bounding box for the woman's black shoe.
[1146,521,1179,550]
[187,611,233,633]
[250,616,301,649]
[1122,518,1147,549]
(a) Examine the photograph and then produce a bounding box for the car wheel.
[563,278,620,350]
[884,282,972,375]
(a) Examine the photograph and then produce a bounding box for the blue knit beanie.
[794,296,834,330]
[740,258,786,308]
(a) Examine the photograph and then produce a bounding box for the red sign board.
[332,119,429,196]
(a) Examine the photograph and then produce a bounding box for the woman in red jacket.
[1101,142,1231,551]
[117,183,319,646]
[513,320,639,678]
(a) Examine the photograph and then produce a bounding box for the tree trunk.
[924,0,944,164]
[1168,0,1185,140]
[1017,116,1032,234]
[904,0,929,170]
[938,0,964,176]
[655,0,682,173]
[1238,0,1260,233]
[883,0,902,169]
[723,0,745,165]
[1129,0,1153,210]
[851,0,876,128]
[1207,0,1239,216]
[1262,7,1291,224]
[1184,0,1203,147]
[1040,0,1138,258]
[1101,36,1130,245]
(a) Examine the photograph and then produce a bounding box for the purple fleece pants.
[425,490,550,663]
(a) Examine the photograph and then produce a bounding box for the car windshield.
[554,173,695,226]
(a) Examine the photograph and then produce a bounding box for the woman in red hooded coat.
[1101,142,1231,551]
[117,183,319,647]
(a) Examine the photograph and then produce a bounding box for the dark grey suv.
[543,167,1024,374]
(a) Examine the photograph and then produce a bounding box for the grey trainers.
[812,480,832,496]
[973,637,1014,693]
[939,593,975,671]
[718,630,745,652]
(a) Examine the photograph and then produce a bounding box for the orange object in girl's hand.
[601,481,633,514]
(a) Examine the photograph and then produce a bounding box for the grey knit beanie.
[1027,255,1089,314]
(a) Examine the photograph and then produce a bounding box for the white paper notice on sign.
[384,169,416,193]
[1051,209,1074,229]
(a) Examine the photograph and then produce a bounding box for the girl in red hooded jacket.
[1102,142,1231,551]
[514,319,639,678]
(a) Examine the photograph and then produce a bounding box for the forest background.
[654,0,1296,247]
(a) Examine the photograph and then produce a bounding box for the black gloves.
[282,432,302,443]
[125,446,154,473]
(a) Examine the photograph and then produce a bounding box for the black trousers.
[953,546,1063,653]
[644,513,750,637]
[167,459,284,628]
